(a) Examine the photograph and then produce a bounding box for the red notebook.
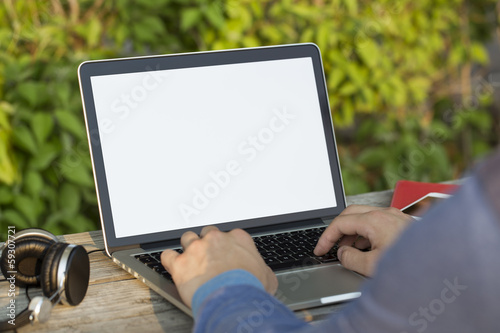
[390,180,459,210]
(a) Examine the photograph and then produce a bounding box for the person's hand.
[161,226,278,308]
[314,205,412,277]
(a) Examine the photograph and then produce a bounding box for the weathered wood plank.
[0,191,393,332]
[346,189,393,207]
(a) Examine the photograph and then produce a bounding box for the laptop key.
[278,255,294,262]
[150,252,162,261]
[267,261,297,271]
[264,257,280,265]
[274,249,288,256]
[293,253,307,260]
[268,257,321,271]
[146,262,163,271]
[316,253,338,263]
[285,245,303,254]
[263,244,280,251]
[261,251,275,259]
[137,255,156,264]
[161,271,174,282]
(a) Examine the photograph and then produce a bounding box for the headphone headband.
[0,229,58,253]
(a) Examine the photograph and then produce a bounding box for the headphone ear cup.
[40,243,67,303]
[0,237,54,287]
[40,243,90,306]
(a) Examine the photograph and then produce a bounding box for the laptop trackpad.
[275,264,365,311]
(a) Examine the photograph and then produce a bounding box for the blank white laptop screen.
[90,57,337,238]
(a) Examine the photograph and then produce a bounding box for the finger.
[229,228,255,247]
[180,231,200,249]
[160,249,180,273]
[314,223,343,256]
[353,236,371,250]
[200,225,219,238]
[337,245,373,277]
[264,266,278,295]
[315,213,375,255]
[337,235,357,248]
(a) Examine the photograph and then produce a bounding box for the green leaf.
[16,82,45,108]
[56,158,94,187]
[87,18,103,48]
[29,142,59,170]
[341,169,370,195]
[470,43,489,64]
[63,215,95,233]
[13,125,38,154]
[24,171,44,197]
[31,112,54,145]
[449,46,465,66]
[343,0,358,15]
[0,101,14,129]
[357,147,388,168]
[466,110,492,132]
[59,183,81,217]
[54,110,85,139]
[0,133,17,184]
[204,2,225,29]
[328,68,345,90]
[316,23,330,50]
[13,195,38,225]
[339,82,358,96]
[356,39,379,68]
[0,186,14,204]
[141,16,165,36]
[181,8,202,31]
[1,210,30,229]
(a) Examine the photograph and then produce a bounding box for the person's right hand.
[161,226,277,308]
[314,205,412,277]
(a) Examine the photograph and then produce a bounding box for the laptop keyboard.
[254,226,338,271]
[134,226,338,282]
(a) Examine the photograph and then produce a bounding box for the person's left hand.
[314,205,412,277]
[161,226,278,308]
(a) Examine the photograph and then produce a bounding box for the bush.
[0,0,498,237]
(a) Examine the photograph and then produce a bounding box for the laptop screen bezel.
[78,43,346,250]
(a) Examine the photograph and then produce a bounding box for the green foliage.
[0,0,498,237]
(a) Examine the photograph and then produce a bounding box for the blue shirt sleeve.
[193,276,312,333]
[191,269,264,317]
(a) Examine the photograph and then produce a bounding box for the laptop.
[77,43,365,316]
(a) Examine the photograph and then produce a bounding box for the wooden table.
[2,190,393,332]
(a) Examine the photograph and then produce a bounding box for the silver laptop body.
[78,43,365,316]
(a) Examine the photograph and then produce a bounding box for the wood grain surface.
[0,190,392,332]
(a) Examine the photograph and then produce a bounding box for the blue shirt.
[192,150,500,333]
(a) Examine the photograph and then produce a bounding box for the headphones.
[0,228,90,331]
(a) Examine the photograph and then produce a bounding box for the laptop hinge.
[244,218,325,236]
[108,244,139,256]
[141,238,182,252]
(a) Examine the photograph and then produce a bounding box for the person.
[161,149,500,332]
